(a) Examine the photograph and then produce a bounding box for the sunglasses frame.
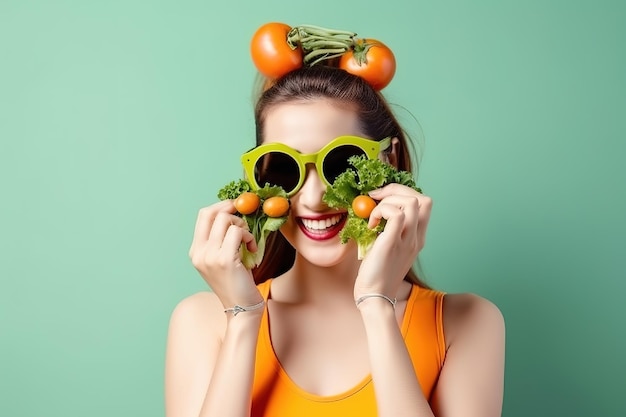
[241,135,391,196]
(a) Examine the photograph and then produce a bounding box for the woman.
[165,66,505,417]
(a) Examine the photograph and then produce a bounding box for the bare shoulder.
[165,292,230,416]
[168,291,227,341]
[432,293,505,414]
[441,292,505,348]
[431,293,506,415]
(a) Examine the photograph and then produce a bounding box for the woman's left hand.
[354,183,432,300]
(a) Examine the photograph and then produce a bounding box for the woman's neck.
[277,254,361,306]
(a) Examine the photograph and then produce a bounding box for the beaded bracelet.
[223,300,266,316]
[355,293,397,308]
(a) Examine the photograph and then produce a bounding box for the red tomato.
[339,39,396,90]
[352,195,377,219]
[250,22,303,79]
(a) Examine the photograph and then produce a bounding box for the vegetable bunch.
[250,22,396,90]
[322,155,421,260]
[217,180,290,269]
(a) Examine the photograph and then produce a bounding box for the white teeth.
[301,215,342,230]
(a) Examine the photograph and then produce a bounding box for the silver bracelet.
[355,293,397,308]
[223,300,265,316]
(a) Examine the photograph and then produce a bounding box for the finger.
[367,195,419,230]
[414,196,433,250]
[368,183,423,199]
[206,212,248,252]
[368,184,425,217]
[367,202,405,235]
[383,194,432,252]
[370,192,433,255]
[221,224,258,257]
[371,195,420,215]
[243,229,258,253]
[189,201,235,256]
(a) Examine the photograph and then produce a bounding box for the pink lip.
[297,213,347,241]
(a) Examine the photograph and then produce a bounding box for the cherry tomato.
[250,22,303,79]
[234,192,260,215]
[262,196,290,218]
[339,38,396,90]
[352,195,377,219]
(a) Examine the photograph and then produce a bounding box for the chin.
[280,222,358,267]
[293,239,358,267]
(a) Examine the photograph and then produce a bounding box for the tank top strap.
[402,285,447,400]
[256,278,273,300]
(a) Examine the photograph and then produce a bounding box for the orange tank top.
[251,279,447,417]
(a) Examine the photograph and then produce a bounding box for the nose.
[296,164,327,207]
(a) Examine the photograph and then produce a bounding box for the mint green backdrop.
[1,1,624,416]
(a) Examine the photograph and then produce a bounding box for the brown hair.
[251,66,429,288]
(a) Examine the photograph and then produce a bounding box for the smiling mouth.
[298,214,347,240]
[301,214,344,230]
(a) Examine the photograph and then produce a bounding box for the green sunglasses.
[241,135,391,196]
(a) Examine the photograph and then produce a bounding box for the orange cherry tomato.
[352,195,377,219]
[262,196,290,218]
[250,22,303,79]
[339,38,396,90]
[234,192,260,215]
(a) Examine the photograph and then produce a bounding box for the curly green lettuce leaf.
[255,184,288,200]
[340,216,385,260]
[217,179,252,200]
[321,168,360,208]
[217,180,289,269]
[322,155,421,260]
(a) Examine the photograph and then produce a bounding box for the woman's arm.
[164,291,263,417]
[359,293,505,417]
[359,298,436,417]
[355,184,436,416]
[356,184,505,416]
[166,201,265,417]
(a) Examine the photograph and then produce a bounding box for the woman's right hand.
[188,200,263,310]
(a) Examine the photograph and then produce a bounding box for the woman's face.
[262,99,366,267]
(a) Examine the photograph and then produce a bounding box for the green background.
[1,0,624,416]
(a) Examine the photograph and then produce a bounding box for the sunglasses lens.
[322,145,367,184]
[254,151,300,193]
